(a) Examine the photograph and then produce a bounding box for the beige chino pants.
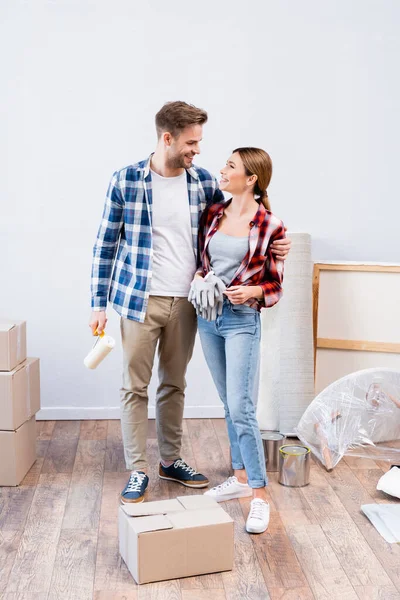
[120,296,197,471]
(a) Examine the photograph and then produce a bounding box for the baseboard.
[36,405,225,420]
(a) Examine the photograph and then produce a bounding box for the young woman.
[195,147,285,534]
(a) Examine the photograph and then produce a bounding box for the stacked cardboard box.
[0,320,40,485]
[119,495,234,584]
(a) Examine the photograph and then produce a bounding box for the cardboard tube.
[84,335,115,369]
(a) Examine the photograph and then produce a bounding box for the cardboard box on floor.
[0,320,27,372]
[0,415,36,486]
[119,494,234,584]
[0,358,40,430]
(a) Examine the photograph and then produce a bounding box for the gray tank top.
[208,230,249,285]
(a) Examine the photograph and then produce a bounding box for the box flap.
[129,514,174,534]
[0,320,26,372]
[121,498,183,517]
[23,357,38,367]
[177,495,219,510]
[0,322,15,332]
[0,361,26,378]
[167,507,234,530]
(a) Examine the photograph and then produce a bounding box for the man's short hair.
[155,101,208,138]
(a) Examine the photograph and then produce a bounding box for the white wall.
[1,1,399,418]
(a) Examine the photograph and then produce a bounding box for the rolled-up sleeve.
[91,172,124,310]
[259,223,286,308]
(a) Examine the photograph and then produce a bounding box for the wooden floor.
[0,419,400,600]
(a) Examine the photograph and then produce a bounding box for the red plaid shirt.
[197,200,285,310]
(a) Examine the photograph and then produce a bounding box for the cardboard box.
[0,415,37,486]
[0,358,40,430]
[0,320,27,371]
[119,494,234,584]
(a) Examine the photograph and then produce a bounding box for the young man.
[90,101,291,503]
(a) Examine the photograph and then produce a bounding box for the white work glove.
[188,272,226,321]
[198,300,223,322]
[188,272,225,308]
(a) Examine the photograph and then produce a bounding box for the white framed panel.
[318,269,400,343]
[316,348,400,395]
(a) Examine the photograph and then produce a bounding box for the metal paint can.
[278,444,311,487]
[261,432,285,472]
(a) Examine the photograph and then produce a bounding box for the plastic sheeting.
[296,368,400,470]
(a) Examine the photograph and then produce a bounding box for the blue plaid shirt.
[91,155,224,322]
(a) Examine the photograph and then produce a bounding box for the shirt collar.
[252,201,268,226]
[215,198,267,227]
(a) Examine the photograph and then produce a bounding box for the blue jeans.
[197,299,268,488]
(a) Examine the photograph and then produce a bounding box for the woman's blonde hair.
[233,147,272,211]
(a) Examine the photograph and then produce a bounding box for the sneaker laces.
[126,471,146,493]
[249,499,268,521]
[211,476,237,492]
[173,459,198,476]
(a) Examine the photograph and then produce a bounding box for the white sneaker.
[204,476,252,502]
[246,498,270,533]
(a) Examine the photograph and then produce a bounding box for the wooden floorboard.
[48,529,98,600]
[105,420,127,473]
[41,420,81,474]
[300,466,396,595]
[80,420,108,441]
[0,419,399,600]
[316,459,400,594]
[61,439,106,530]
[5,474,71,596]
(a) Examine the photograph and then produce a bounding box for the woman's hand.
[224,285,262,304]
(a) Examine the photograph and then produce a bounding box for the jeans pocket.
[228,306,258,336]
[230,304,256,315]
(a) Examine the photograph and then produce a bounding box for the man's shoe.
[204,476,252,502]
[158,459,209,488]
[120,470,149,503]
[245,498,270,534]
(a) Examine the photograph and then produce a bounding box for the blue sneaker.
[159,459,209,488]
[120,471,149,503]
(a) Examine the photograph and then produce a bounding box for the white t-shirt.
[149,169,196,296]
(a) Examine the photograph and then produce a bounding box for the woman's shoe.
[245,498,270,533]
[203,476,252,501]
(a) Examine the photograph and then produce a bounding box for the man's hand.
[270,230,291,260]
[89,311,107,335]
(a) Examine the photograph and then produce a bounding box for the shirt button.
[249,221,255,227]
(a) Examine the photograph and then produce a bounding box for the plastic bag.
[296,368,400,470]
